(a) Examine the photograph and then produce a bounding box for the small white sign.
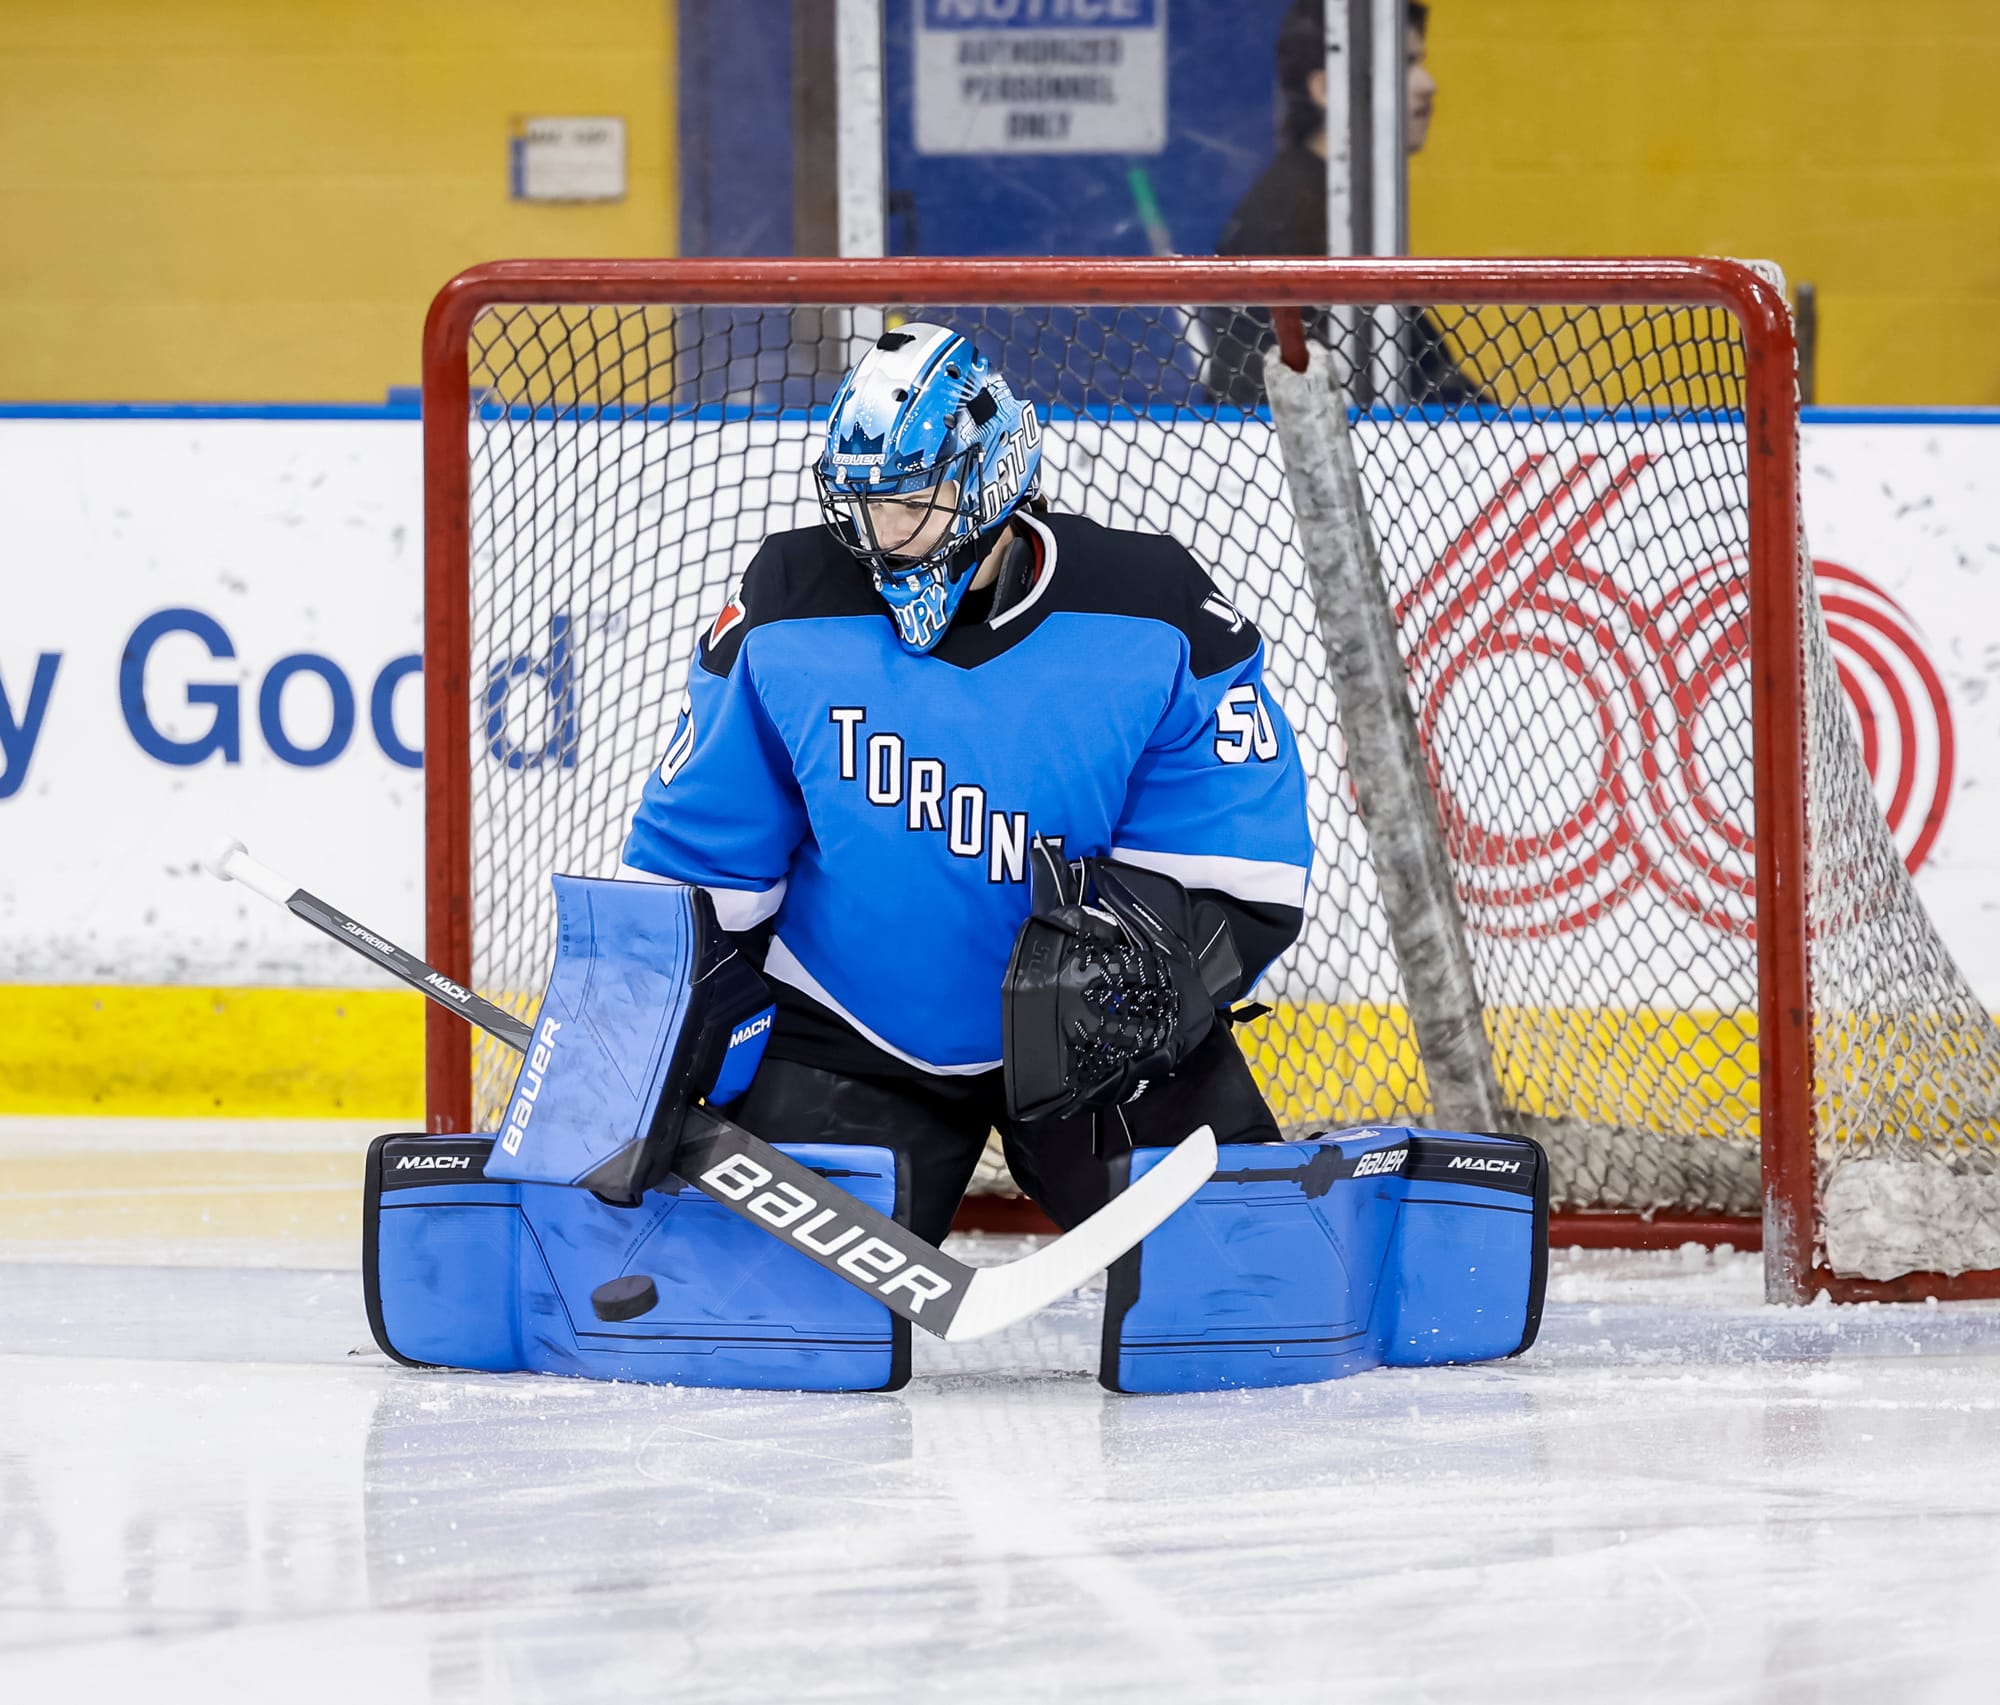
[915,0,1166,156]
[510,116,627,202]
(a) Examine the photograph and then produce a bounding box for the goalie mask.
[814,323,1042,654]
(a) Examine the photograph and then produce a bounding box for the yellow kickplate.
[0,986,425,1118]
[1242,1000,1761,1140]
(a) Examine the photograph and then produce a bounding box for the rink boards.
[0,407,1996,1117]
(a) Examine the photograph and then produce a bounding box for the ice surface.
[7,1198,2000,1699]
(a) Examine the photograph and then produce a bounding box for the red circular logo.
[1394,453,1952,939]
[1813,559,1954,876]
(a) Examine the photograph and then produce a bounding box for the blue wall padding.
[366,1134,906,1392]
[678,0,795,259]
[1102,1127,1547,1395]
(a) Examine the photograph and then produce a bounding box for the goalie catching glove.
[1002,841,1246,1122]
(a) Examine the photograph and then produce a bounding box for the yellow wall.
[0,987,422,1118]
[0,1,675,402]
[1412,0,2000,405]
[7,4,1991,407]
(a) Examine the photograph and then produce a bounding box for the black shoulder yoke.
[1034,513,1263,679]
[698,526,880,676]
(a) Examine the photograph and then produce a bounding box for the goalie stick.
[203,839,1217,1342]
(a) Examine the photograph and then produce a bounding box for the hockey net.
[423,258,2000,1303]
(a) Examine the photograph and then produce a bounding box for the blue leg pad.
[1100,1128,1549,1394]
[365,1134,907,1392]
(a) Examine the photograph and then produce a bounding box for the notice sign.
[915,0,1166,156]
[509,117,627,202]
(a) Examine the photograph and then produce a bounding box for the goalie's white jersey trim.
[613,863,787,932]
[764,936,1003,1076]
[1107,846,1311,908]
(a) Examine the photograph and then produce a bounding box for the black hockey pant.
[731,1026,1280,1245]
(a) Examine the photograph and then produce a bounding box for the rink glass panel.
[424,260,2000,1294]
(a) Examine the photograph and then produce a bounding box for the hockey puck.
[590,1274,659,1323]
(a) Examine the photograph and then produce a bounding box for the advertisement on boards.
[1,413,1996,1024]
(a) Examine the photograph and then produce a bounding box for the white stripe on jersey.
[1107,847,1310,909]
[614,862,788,932]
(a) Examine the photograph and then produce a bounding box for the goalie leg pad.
[1099,1128,1548,1395]
[483,875,775,1202]
[365,1133,909,1392]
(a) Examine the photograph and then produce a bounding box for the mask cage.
[814,443,982,587]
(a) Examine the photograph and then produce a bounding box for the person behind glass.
[1209,0,1483,409]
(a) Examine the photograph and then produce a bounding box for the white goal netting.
[444,291,2000,1286]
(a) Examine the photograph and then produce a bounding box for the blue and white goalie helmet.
[814,323,1042,653]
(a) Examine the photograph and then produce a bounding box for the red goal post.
[418,256,1994,1306]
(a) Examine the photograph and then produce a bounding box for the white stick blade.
[942,1125,1218,1343]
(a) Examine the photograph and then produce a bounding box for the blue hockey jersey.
[621,510,1311,1076]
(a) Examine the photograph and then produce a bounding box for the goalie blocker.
[483,875,776,1203]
